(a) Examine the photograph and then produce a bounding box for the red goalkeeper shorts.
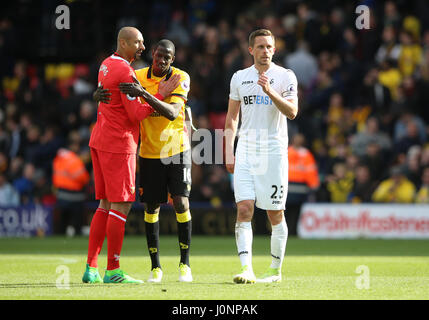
[90,148,136,202]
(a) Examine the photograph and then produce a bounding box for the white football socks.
[235,221,253,270]
[270,218,288,269]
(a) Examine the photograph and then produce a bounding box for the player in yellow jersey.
[94,39,193,283]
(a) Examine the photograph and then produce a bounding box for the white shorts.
[233,144,288,210]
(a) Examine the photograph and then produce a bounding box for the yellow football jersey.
[135,66,191,159]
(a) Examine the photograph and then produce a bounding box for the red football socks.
[106,209,127,270]
[86,207,108,268]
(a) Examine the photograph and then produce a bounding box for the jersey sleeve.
[229,72,240,101]
[170,72,190,105]
[281,70,298,102]
[119,67,154,122]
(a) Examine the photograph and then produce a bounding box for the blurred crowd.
[1,0,429,227]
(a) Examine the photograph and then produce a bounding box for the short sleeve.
[229,72,240,101]
[281,70,298,101]
[170,72,190,103]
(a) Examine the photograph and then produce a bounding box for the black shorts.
[139,150,192,204]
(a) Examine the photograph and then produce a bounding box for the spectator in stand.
[398,29,423,77]
[287,133,320,235]
[378,59,402,102]
[360,141,387,182]
[326,162,354,203]
[52,139,90,236]
[193,165,234,207]
[372,166,416,203]
[5,112,25,159]
[393,111,427,144]
[376,25,401,65]
[394,118,425,155]
[360,67,391,114]
[12,162,35,204]
[6,156,24,182]
[284,41,318,90]
[415,166,429,203]
[383,1,401,30]
[350,116,392,158]
[402,145,423,188]
[421,145,429,167]
[348,163,377,203]
[0,173,20,206]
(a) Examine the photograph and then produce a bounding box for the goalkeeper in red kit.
[82,27,180,284]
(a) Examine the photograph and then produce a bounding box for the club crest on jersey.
[99,64,108,76]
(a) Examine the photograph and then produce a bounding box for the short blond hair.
[248,29,275,47]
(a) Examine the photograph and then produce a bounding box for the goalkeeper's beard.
[134,50,143,61]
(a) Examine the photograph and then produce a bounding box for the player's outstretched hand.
[119,76,145,97]
[93,85,111,103]
[158,73,181,98]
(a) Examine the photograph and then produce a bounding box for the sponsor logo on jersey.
[241,80,254,85]
[243,95,272,106]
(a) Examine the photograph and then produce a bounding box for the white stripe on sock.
[109,211,126,222]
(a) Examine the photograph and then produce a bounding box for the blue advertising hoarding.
[0,205,53,237]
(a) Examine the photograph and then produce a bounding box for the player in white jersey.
[225,29,298,283]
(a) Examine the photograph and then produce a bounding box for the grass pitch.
[0,236,428,300]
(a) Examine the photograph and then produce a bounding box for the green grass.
[0,236,428,300]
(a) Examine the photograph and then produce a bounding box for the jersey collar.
[111,52,130,65]
[147,65,173,80]
[253,62,275,75]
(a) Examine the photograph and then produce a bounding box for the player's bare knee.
[237,201,254,221]
[99,199,111,212]
[267,210,284,226]
[110,202,133,216]
[146,203,160,214]
[172,196,189,213]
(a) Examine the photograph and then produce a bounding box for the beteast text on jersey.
[243,95,273,105]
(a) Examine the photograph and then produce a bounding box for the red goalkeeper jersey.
[89,53,153,154]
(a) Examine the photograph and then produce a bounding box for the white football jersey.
[229,63,298,155]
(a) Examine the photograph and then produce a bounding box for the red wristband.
[154,92,164,100]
